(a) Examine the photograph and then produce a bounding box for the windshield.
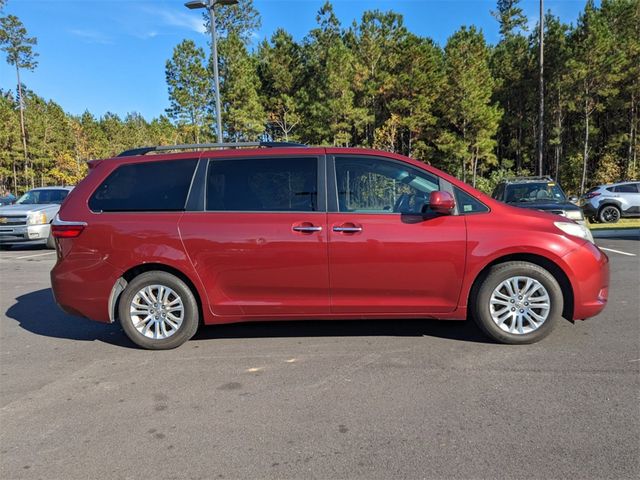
[504,182,566,203]
[16,189,68,205]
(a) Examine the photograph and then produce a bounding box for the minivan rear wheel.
[118,271,199,350]
[472,261,563,344]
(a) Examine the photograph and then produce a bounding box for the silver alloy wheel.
[129,285,184,340]
[489,276,551,335]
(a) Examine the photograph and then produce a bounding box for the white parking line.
[14,251,56,260]
[599,247,637,257]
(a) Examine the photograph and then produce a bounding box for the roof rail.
[503,175,554,183]
[117,141,307,157]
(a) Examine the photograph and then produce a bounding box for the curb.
[591,228,640,239]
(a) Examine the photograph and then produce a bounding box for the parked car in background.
[0,186,73,249]
[50,143,608,350]
[581,181,640,223]
[492,176,588,229]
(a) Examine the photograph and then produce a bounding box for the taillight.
[52,224,85,238]
[51,215,87,238]
[584,192,601,199]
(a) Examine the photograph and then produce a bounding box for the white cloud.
[69,29,114,45]
[140,6,207,34]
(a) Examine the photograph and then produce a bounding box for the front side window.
[89,159,197,212]
[334,156,440,214]
[206,157,318,212]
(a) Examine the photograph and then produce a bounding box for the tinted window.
[455,187,489,214]
[504,182,566,203]
[335,157,439,214]
[206,157,317,212]
[89,159,197,212]
[613,184,638,193]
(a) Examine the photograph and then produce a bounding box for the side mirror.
[429,191,456,215]
[568,195,579,204]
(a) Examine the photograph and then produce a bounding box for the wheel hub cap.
[489,276,551,335]
[130,285,184,340]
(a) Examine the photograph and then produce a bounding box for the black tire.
[471,261,563,345]
[598,205,621,224]
[118,271,199,350]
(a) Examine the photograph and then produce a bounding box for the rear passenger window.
[206,157,318,212]
[613,184,639,193]
[89,159,197,212]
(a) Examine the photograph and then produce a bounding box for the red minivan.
[50,143,609,349]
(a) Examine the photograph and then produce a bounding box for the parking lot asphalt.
[0,238,639,480]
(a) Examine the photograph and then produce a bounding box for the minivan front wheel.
[118,271,199,350]
[472,262,563,344]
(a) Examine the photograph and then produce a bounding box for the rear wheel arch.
[468,253,574,321]
[109,263,204,325]
[597,200,622,213]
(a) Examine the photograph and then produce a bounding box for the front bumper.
[0,224,50,244]
[563,241,609,320]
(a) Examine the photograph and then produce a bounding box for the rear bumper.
[0,224,49,244]
[50,251,119,323]
[580,202,598,218]
[563,241,609,320]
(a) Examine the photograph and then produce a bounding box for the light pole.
[185,0,238,143]
[538,0,544,176]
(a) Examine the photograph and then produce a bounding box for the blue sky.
[1,0,590,120]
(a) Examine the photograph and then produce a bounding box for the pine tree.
[300,2,366,145]
[257,29,303,141]
[219,33,265,141]
[436,26,502,187]
[544,15,571,180]
[165,40,212,143]
[567,0,624,194]
[0,14,38,188]
[491,0,532,174]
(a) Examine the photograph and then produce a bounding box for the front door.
[327,155,467,314]
[179,155,329,317]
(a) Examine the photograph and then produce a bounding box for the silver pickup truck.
[0,186,73,249]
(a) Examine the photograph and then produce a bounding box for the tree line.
[1,0,638,195]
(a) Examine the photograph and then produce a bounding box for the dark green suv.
[492,176,586,226]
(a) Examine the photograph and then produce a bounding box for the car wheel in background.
[598,205,621,223]
[472,261,563,344]
[118,271,199,350]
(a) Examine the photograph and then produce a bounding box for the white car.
[581,181,640,223]
[0,186,73,249]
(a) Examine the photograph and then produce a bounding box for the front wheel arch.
[468,253,574,322]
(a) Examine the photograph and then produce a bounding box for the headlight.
[555,221,594,243]
[27,212,47,225]
[565,210,584,221]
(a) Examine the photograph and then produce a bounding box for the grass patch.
[587,218,640,230]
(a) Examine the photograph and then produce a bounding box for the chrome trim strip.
[292,226,323,232]
[52,214,87,226]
